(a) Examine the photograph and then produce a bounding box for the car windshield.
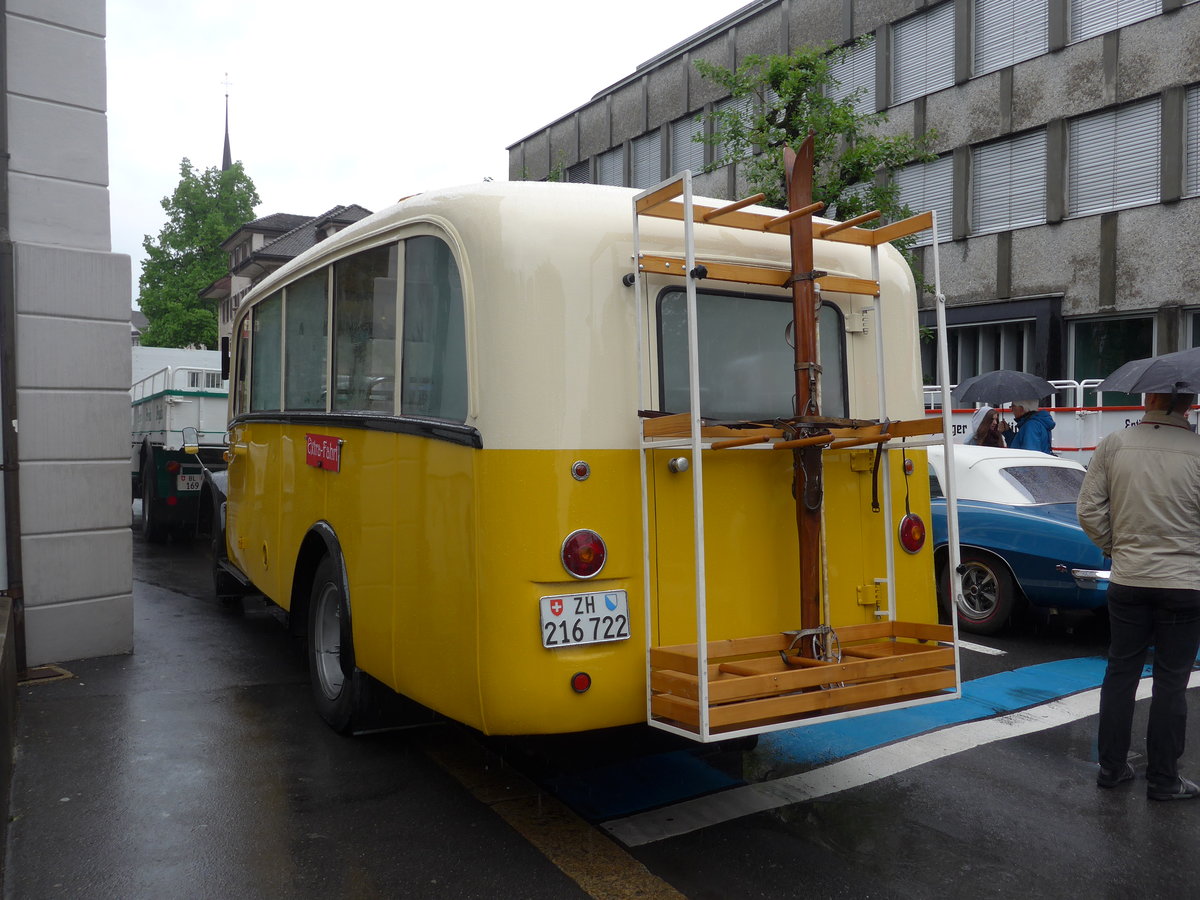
[997,465,1084,503]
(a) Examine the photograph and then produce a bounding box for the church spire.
[221,74,232,171]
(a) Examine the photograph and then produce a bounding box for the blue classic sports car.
[927,445,1110,634]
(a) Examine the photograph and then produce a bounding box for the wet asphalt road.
[8,518,1200,898]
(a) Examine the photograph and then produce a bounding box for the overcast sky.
[106,1,747,308]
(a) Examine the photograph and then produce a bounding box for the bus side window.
[250,291,283,412]
[333,244,398,412]
[284,268,329,411]
[234,316,251,415]
[401,236,467,422]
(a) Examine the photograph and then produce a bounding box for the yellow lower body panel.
[225,422,940,735]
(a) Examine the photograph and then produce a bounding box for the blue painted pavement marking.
[553,655,1129,822]
[760,655,1112,767]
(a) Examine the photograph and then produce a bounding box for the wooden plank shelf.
[650,621,956,735]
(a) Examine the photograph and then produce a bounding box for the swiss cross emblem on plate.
[549,598,564,617]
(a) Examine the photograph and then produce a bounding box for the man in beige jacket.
[1078,391,1200,800]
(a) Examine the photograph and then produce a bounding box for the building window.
[828,37,876,114]
[923,319,1034,386]
[892,2,955,105]
[670,113,705,176]
[894,155,954,245]
[971,130,1047,235]
[1070,315,1154,404]
[566,161,590,184]
[974,0,1048,77]
[1186,85,1200,198]
[597,146,624,186]
[1189,309,1200,348]
[1068,97,1160,217]
[713,94,755,167]
[1070,0,1159,44]
[631,130,662,189]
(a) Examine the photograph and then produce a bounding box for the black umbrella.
[1097,347,1200,395]
[952,369,1055,405]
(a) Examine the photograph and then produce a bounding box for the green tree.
[137,158,260,348]
[696,40,936,221]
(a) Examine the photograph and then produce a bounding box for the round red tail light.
[562,529,607,579]
[571,672,592,693]
[898,513,926,554]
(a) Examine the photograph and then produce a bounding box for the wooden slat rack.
[650,622,956,735]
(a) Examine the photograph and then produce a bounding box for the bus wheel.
[140,464,167,544]
[950,550,1015,635]
[308,555,362,733]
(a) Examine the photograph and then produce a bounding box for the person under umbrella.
[1078,389,1200,799]
[1000,399,1054,454]
[965,405,1004,447]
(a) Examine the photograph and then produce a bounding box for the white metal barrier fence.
[923,379,1200,466]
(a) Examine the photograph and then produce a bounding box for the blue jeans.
[1097,583,1200,786]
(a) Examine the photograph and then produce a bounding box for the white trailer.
[131,349,228,542]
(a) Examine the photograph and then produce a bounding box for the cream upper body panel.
[232,181,925,451]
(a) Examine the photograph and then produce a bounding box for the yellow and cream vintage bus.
[210,173,960,742]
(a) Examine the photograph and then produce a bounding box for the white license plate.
[176,473,202,492]
[540,590,630,648]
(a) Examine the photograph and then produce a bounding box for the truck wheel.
[140,465,167,544]
[308,555,363,733]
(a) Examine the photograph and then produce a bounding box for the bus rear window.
[657,289,847,420]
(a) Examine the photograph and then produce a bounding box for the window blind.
[596,146,625,186]
[1187,86,1200,198]
[971,130,1047,234]
[1070,0,1158,43]
[631,131,662,189]
[895,155,954,245]
[974,0,1048,76]
[828,38,876,114]
[671,114,705,175]
[892,2,955,105]
[1068,97,1160,216]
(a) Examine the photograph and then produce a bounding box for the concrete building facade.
[508,0,1200,390]
[2,0,133,665]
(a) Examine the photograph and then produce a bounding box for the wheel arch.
[934,542,1029,605]
[290,522,346,639]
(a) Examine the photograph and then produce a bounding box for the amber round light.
[898,513,926,554]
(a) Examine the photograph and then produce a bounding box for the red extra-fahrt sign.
[305,433,342,472]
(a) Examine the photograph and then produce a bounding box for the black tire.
[307,555,363,733]
[140,462,167,544]
[945,550,1016,635]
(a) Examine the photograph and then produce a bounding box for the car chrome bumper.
[1071,568,1111,590]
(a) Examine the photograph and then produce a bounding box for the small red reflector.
[898,513,926,553]
[571,672,591,693]
[165,460,181,473]
[562,529,607,579]
[166,495,178,507]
